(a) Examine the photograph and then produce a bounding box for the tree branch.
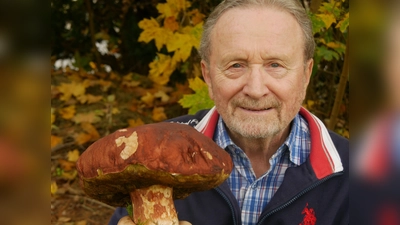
[328,35,349,130]
[84,0,102,71]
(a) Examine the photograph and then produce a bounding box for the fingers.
[179,221,192,225]
[117,216,192,225]
[117,216,135,225]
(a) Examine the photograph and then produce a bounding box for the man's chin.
[227,121,280,139]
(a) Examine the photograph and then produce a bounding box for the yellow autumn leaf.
[121,75,141,88]
[77,94,103,104]
[138,17,172,51]
[152,107,167,121]
[51,181,58,195]
[154,90,170,103]
[164,16,179,32]
[317,13,337,29]
[61,170,78,180]
[51,135,63,149]
[89,61,97,70]
[141,92,155,106]
[149,53,176,85]
[157,0,191,18]
[112,107,121,115]
[188,9,205,25]
[326,42,341,49]
[73,111,103,124]
[188,76,207,91]
[58,159,76,171]
[128,118,145,127]
[167,33,194,62]
[59,105,76,120]
[98,79,113,91]
[307,100,315,109]
[109,71,120,81]
[51,108,55,124]
[67,149,80,162]
[75,132,92,145]
[81,122,100,140]
[76,220,87,225]
[57,81,87,102]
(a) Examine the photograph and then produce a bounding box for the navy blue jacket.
[109,108,349,225]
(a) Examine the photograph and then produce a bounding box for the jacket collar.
[194,106,344,179]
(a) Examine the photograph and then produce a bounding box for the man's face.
[202,7,313,139]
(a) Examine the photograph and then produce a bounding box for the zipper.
[215,187,238,225]
[257,172,343,225]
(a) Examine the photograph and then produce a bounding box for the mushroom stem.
[129,184,179,225]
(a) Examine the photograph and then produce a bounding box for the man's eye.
[270,63,280,68]
[231,63,241,68]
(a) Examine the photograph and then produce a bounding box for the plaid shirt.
[214,114,311,225]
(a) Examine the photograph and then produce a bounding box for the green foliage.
[126,203,133,218]
[179,77,214,114]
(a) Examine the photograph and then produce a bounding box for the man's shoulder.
[328,130,349,169]
[165,109,211,127]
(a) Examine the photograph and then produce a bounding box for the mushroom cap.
[76,122,233,207]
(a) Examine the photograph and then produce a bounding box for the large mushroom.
[76,122,233,225]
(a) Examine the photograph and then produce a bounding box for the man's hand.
[117,216,192,225]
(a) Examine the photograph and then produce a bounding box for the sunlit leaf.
[317,13,336,29]
[164,16,179,32]
[138,18,173,51]
[336,12,349,33]
[154,90,170,103]
[89,61,97,70]
[112,107,121,114]
[152,107,167,121]
[73,111,103,124]
[179,77,214,114]
[57,81,87,102]
[59,105,76,120]
[58,159,75,171]
[75,132,92,145]
[67,149,80,162]
[128,118,145,127]
[188,9,205,25]
[141,92,155,106]
[76,220,87,225]
[77,94,103,104]
[149,53,176,85]
[157,0,191,18]
[51,135,63,149]
[51,108,56,124]
[318,1,342,18]
[51,181,58,195]
[61,170,78,180]
[81,122,100,140]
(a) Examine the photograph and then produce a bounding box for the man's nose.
[242,67,270,99]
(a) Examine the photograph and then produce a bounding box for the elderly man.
[109,0,348,224]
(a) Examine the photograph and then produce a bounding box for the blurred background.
[351,0,400,224]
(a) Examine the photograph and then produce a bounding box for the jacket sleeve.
[108,207,128,225]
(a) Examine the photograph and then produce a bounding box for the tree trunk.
[85,0,102,71]
[328,38,349,130]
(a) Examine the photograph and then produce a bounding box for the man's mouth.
[241,107,273,111]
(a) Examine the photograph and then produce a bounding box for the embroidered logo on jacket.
[299,203,316,225]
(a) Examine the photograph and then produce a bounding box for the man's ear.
[304,58,313,86]
[201,60,214,100]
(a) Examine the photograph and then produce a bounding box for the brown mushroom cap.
[76,122,233,207]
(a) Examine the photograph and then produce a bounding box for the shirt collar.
[213,113,310,166]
